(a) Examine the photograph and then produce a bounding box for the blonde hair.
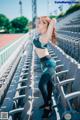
[40,16,57,44]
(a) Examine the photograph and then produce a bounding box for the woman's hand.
[38,17,57,44]
[46,18,57,44]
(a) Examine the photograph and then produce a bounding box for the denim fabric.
[41,58,56,77]
[38,58,56,105]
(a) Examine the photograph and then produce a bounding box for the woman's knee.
[38,78,44,91]
[38,73,50,90]
[38,80,41,90]
[38,75,43,90]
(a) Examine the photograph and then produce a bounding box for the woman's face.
[36,18,48,34]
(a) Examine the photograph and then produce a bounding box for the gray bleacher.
[0,40,78,120]
[56,10,80,63]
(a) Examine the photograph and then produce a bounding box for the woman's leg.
[39,73,54,118]
[38,71,52,106]
[47,80,53,102]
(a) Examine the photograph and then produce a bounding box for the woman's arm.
[39,18,56,44]
[46,18,56,40]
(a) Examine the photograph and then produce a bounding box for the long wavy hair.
[39,16,57,44]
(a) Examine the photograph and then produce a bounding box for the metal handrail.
[0,34,29,67]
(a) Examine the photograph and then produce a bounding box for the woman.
[33,16,57,118]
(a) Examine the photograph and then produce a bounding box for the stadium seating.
[56,10,80,63]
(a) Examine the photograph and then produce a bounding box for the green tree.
[65,4,80,15]
[0,14,10,32]
[57,13,64,19]
[49,15,57,19]
[57,4,80,19]
[11,16,29,33]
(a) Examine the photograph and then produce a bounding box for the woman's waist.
[40,55,51,62]
[35,47,49,58]
[40,55,56,69]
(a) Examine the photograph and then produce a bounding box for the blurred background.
[0,0,80,33]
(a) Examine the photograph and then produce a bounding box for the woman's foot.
[39,104,46,109]
[39,99,53,109]
[42,106,53,118]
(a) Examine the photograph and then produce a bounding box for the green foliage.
[57,13,64,18]
[49,15,57,19]
[0,14,10,32]
[11,16,29,33]
[65,4,80,15]
[0,14,30,33]
[57,4,80,19]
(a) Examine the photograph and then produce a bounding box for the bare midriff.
[35,47,49,58]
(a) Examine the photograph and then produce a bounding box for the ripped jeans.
[38,55,56,105]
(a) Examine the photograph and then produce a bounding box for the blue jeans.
[38,56,56,105]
